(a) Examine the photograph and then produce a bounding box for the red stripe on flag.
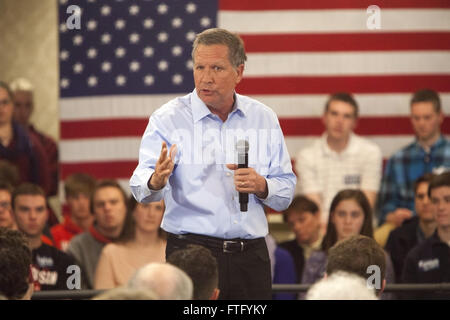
[60,117,450,139]
[237,75,450,95]
[61,118,148,139]
[219,0,450,10]
[280,117,450,136]
[61,161,138,180]
[242,32,450,53]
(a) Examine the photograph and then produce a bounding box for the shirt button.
[234,220,238,224]
[226,172,231,177]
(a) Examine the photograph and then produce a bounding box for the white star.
[186,60,193,70]
[129,61,140,72]
[73,62,84,74]
[172,45,183,57]
[115,47,126,58]
[185,31,196,42]
[157,3,169,14]
[158,60,169,71]
[60,23,67,33]
[143,18,154,29]
[143,47,154,57]
[172,74,183,85]
[87,0,96,3]
[101,61,112,72]
[115,19,126,30]
[87,20,97,31]
[101,33,112,44]
[60,50,69,61]
[60,0,68,5]
[73,35,83,46]
[101,5,111,16]
[158,32,169,43]
[60,78,69,88]
[116,75,126,86]
[129,5,139,15]
[200,17,211,28]
[172,17,183,28]
[186,2,196,14]
[87,76,98,87]
[87,48,97,59]
[129,33,140,44]
[144,75,154,86]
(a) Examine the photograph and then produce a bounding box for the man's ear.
[209,288,220,300]
[323,272,328,280]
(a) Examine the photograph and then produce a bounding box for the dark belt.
[167,232,264,254]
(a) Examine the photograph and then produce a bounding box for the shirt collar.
[321,133,355,156]
[414,135,446,152]
[191,89,246,123]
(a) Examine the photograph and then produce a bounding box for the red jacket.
[50,214,83,251]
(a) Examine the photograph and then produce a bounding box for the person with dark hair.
[51,173,96,251]
[327,235,387,297]
[402,171,450,299]
[11,183,78,291]
[0,227,33,299]
[10,78,59,197]
[378,89,450,227]
[301,189,395,299]
[130,28,296,300]
[385,173,437,281]
[0,182,15,230]
[0,81,51,198]
[67,179,128,289]
[167,244,219,300]
[94,197,166,289]
[296,92,382,227]
[279,195,322,281]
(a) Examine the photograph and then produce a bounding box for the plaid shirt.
[377,136,450,224]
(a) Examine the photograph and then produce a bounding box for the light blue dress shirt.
[130,89,296,239]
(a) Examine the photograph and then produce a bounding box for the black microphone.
[236,140,249,212]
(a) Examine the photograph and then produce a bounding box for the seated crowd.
[0,79,449,300]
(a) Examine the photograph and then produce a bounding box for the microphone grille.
[236,140,249,153]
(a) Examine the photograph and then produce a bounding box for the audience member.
[95,198,166,289]
[0,227,33,300]
[51,173,96,251]
[128,262,193,300]
[0,81,51,196]
[378,89,450,226]
[295,92,382,225]
[93,287,159,300]
[402,171,450,299]
[0,182,15,229]
[385,173,437,281]
[265,233,297,300]
[301,189,395,299]
[67,179,128,289]
[12,183,78,291]
[0,159,19,187]
[327,235,387,297]
[306,271,378,300]
[167,244,219,300]
[10,78,59,197]
[279,195,322,281]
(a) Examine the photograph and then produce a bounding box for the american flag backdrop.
[58,0,450,194]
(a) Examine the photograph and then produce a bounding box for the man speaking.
[130,28,296,300]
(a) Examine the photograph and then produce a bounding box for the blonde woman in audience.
[94,197,166,289]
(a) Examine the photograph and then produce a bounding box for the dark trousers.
[166,233,272,300]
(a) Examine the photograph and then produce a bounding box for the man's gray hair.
[192,28,247,68]
[128,263,193,300]
[9,78,34,93]
[306,271,378,300]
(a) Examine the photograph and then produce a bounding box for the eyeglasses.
[0,99,12,107]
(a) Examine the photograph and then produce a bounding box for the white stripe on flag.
[245,51,450,76]
[219,9,450,33]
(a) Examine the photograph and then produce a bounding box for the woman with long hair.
[94,197,166,289]
[301,189,395,296]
